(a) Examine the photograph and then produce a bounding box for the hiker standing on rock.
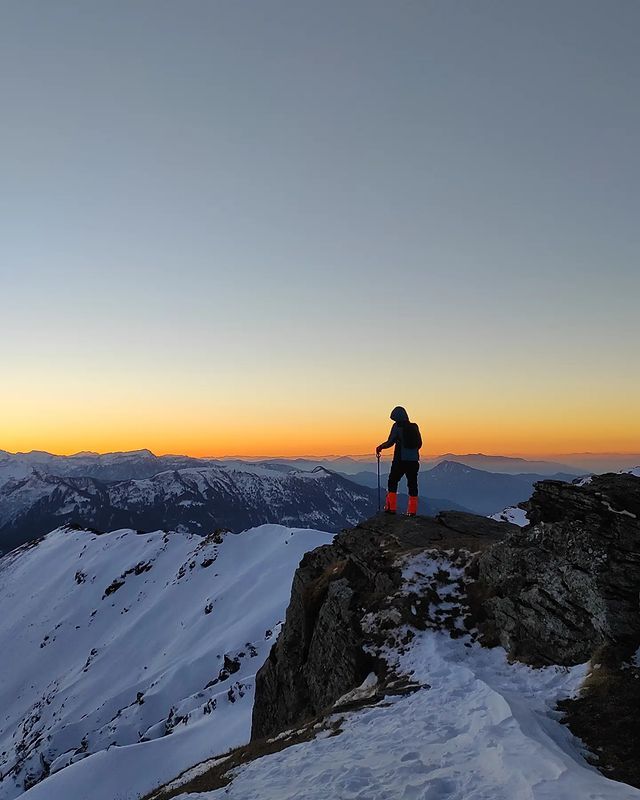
[376,406,422,516]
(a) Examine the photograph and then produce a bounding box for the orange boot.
[407,496,418,517]
[384,492,397,514]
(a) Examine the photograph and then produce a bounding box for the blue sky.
[1,1,639,455]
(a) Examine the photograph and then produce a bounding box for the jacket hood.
[390,406,409,422]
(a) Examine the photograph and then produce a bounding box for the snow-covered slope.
[5,520,640,800]
[179,634,638,800]
[151,552,640,800]
[0,464,374,553]
[0,523,333,799]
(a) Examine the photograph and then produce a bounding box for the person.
[376,406,422,516]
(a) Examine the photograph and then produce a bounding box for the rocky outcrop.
[476,473,640,665]
[251,512,510,739]
[251,474,640,788]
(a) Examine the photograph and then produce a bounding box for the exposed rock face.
[476,473,640,665]
[251,512,510,739]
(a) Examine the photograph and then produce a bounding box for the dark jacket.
[378,406,422,462]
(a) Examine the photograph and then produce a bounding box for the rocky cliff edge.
[252,473,640,787]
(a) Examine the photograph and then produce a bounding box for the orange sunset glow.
[4,382,639,459]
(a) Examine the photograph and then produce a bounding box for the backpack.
[401,422,422,450]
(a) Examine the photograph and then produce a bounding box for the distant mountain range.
[0,448,608,555]
[248,453,582,476]
[0,464,374,554]
[0,449,212,484]
[424,453,581,475]
[549,453,640,473]
[0,449,593,484]
[255,452,637,476]
[419,461,578,516]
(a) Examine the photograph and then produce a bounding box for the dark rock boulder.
[558,646,640,789]
[475,473,640,665]
[251,512,509,740]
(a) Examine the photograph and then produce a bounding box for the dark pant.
[388,460,419,497]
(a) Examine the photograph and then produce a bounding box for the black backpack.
[400,422,422,450]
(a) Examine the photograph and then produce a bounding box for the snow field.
[0,524,333,800]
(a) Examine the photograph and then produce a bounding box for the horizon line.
[3,447,640,461]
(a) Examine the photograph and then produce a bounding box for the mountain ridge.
[2,448,623,488]
[0,465,375,555]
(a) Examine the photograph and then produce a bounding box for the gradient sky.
[1,1,639,457]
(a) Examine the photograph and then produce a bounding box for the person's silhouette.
[376,406,422,516]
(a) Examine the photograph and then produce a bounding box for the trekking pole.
[376,452,381,512]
